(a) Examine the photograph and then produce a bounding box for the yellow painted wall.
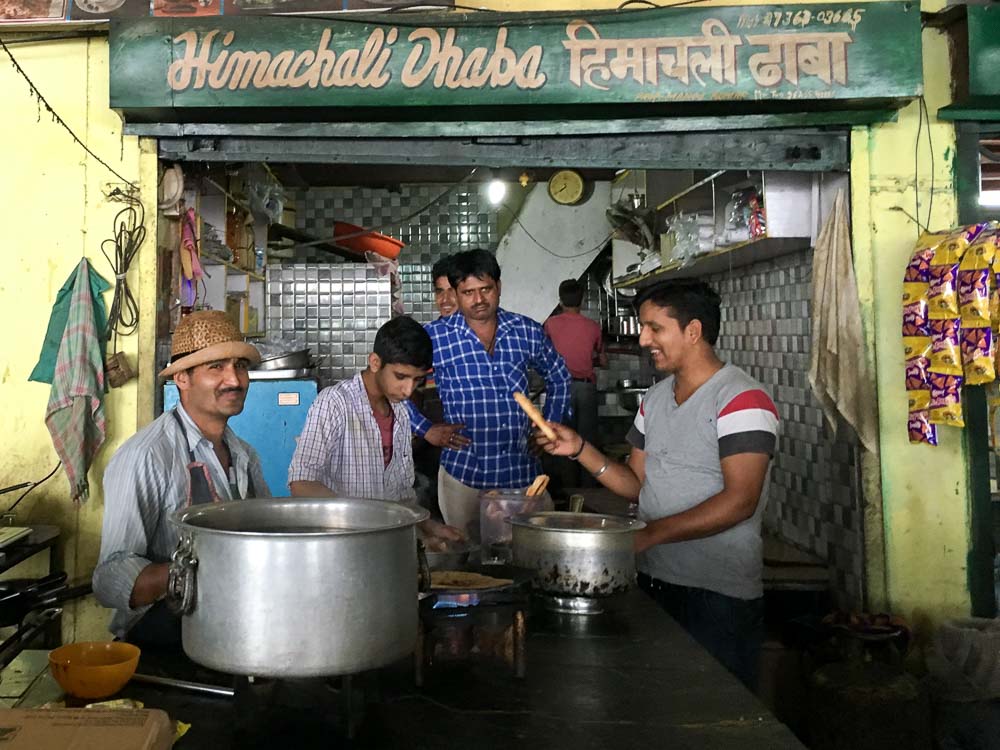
[0,36,157,642]
[851,24,970,628]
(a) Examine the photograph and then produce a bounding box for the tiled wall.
[399,265,439,324]
[289,184,501,331]
[289,185,499,267]
[708,249,864,609]
[265,263,392,385]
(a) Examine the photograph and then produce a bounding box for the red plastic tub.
[333,222,404,260]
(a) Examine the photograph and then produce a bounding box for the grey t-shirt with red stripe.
[626,364,778,600]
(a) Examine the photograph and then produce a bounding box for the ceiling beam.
[159,130,849,172]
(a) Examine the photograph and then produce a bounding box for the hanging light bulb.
[487,179,507,206]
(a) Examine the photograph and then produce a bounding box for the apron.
[126,410,256,649]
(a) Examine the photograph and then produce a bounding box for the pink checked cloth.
[45,258,107,502]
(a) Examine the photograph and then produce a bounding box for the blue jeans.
[639,572,763,690]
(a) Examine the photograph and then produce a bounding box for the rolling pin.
[512,392,557,441]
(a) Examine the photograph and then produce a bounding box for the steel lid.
[171,498,429,537]
[507,511,645,533]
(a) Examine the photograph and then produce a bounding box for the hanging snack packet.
[961,327,996,385]
[905,231,951,283]
[959,230,997,328]
[929,318,963,375]
[928,225,990,320]
[928,372,964,427]
[928,262,961,321]
[908,410,939,446]
[902,283,930,336]
[905,336,936,445]
[904,336,932,391]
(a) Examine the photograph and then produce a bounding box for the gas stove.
[416,576,530,685]
[415,567,629,686]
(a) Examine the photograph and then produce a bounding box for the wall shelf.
[615,236,811,290]
[201,254,265,282]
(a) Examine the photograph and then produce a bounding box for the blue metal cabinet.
[163,379,318,497]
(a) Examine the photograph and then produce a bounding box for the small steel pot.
[508,512,645,598]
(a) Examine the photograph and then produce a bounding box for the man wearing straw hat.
[93,310,270,648]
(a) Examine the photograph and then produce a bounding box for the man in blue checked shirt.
[407,249,572,540]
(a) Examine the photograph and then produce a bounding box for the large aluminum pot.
[167,498,428,678]
[509,512,646,597]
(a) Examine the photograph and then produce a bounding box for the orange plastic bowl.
[333,222,404,260]
[49,641,140,699]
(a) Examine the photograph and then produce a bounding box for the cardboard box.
[0,708,173,750]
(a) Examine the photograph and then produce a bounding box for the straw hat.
[159,311,261,378]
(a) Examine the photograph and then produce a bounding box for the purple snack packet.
[929,372,963,408]
[908,411,939,446]
[929,318,963,375]
[903,297,930,337]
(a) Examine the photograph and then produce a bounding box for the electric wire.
[266,0,716,28]
[101,192,146,349]
[499,204,612,259]
[913,95,936,235]
[0,37,135,188]
[4,463,61,516]
[922,95,935,231]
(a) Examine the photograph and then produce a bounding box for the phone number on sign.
[736,8,866,32]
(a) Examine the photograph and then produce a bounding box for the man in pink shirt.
[543,279,607,485]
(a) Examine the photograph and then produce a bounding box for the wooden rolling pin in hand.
[512,391,557,441]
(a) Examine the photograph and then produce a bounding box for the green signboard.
[969,5,1000,98]
[110,3,921,112]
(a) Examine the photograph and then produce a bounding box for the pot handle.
[416,539,431,593]
[166,534,198,616]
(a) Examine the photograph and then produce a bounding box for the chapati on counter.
[430,571,513,590]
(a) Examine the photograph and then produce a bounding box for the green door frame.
[955,120,998,618]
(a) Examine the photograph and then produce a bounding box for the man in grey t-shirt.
[538,280,777,689]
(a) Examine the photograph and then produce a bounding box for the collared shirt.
[92,404,270,639]
[406,308,571,490]
[288,372,416,502]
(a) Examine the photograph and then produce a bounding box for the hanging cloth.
[808,190,879,453]
[28,260,109,384]
[42,258,110,502]
[179,208,204,307]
